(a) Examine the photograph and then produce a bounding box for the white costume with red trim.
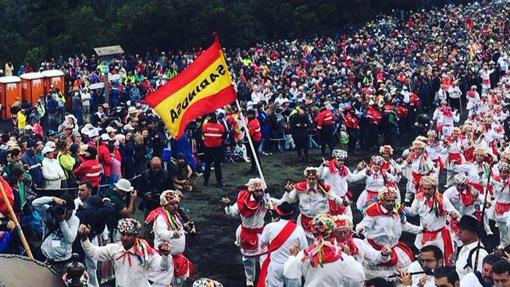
[349,168,400,210]
[225,189,271,284]
[356,202,421,279]
[445,136,465,186]
[407,192,456,264]
[466,89,480,113]
[489,175,510,247]
[433,106,459,137]
[318,160,353,219]
[280,181,342,240]
[403,152,435,195]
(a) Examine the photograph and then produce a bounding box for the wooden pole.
[235,100,274,210]
[474,162,492,271]
[0,181,33,258]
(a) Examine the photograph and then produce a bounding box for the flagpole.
[0,181,33,258]
[214,32,273,210]
[235,100,274,210]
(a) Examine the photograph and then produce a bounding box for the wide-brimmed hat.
[114,179,134,192]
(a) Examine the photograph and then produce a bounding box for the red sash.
[173,254,194,277]
[240,226,264,251]
[421,227,454,264]
[412,172,423,189]
[433,158,445,171]
[328,199,346,215]
[367,239,414,266]
[448,153,463,165]
[459,190,475,207]
[464,147,475,162]
[366,190,379,204]
[300,214,314,233]
[470,182,494,195]
[496,202,510,216]
[257,221,297,287]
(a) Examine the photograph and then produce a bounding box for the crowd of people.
[1,0,510,286]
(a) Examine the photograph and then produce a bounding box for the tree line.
[0,0,473,67]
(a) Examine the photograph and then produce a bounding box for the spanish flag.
[145,35,236,139]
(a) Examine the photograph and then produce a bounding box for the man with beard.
[138,156,172,216]
[79,218,173,287]
[289,108,312,162]
[461,254,501,287]
[407,176,457,265]
[331,214,391,265]
[406,245,443,287]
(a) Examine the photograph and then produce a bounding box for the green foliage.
[0,0,471,66]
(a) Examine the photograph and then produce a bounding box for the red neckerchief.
[459,187,475,207]
[329,160,347,176]
[237,189,264,217]
[417,192,446,215]
[115,239,157,267]
[340,235,359,256]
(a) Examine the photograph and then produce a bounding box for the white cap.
[100,133,112,141]
[42,145,55,155]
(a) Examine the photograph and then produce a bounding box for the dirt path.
[181,148,389,286]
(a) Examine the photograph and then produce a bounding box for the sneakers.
[246,279,255,287]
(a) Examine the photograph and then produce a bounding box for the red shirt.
[74,158,102,188]
[202,122,226,148]
[315,109,336,129]
[248,119,262,142]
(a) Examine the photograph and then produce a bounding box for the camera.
[45,203,69,232]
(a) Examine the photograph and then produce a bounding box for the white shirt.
[357,207,422,247]
[82,239,168,287]
[455,241,488,279]
[407,260,435,287]
[32,196,80,262]
[459,272,486,287]
[283,250,365,287]
[260,219,308,266]
[448,86,462,99]
[153,214,186,255]
[281,184,342,218]
[318,163,351,197]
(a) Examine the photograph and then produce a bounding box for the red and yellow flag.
[145,36,236,139]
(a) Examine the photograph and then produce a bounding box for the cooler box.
[20,72,45,104]
[0,76,22,119]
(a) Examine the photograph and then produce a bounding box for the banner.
[145,35,236,139]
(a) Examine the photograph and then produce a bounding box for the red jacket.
[98,143,113,177]
[248,119,262,142]
[74,158,102,188]
[202,122,225,148]
[367,106,382,125]
[344,113,360,129]
[315,109,336,129]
